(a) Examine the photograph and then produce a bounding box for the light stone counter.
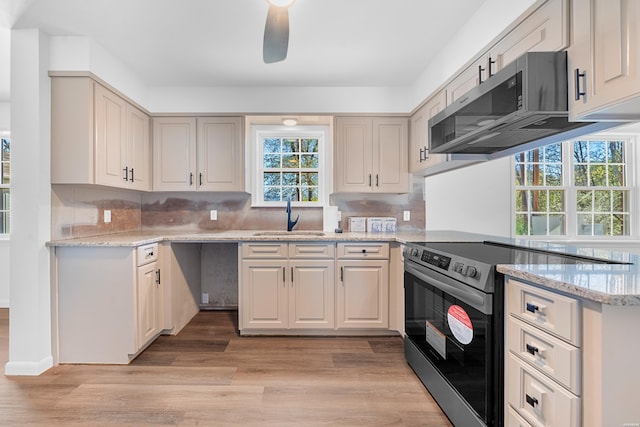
[47,230,640,305]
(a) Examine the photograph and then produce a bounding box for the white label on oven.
[447,305,473,345]
[425,321,447,359]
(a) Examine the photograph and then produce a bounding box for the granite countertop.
[47,229,640,306]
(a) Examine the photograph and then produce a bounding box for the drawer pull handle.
[362,249,367,254]
[526,302,539,313]
[525,394,538,408]
[526,344,539,356]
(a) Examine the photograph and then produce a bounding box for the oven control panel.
[420,250,451,270]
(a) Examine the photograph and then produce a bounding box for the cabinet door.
[489,0,569,72]
[373,117,409,193]
[409,90,447,174]
[197,117,244,191]
[126,104,150,191]
[241,260,288,329]
[336,260,389,329]
[95,84,127,187]
[446,55,488,106]
[334,117,373,192]
[569,0,640,120]
[289,260,335,329]
[153,117,197,191]
[136,261,159,350]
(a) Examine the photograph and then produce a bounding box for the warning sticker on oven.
[425,321,447,359]
[447,305,473,345]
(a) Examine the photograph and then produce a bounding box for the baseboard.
[4,355,53,376]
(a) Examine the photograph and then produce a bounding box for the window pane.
[282,154,299,168]
[548,214,565,235]
[300,186,318,202]
[263,172,281,186]
[545,143,562,162]
[548,190,564,212]
[301,138,318,153]
[608,141,624,162]
[530,214,548,235]
[301,172,318,186]
[593,190,610,212]
[577,214,592,235]
[283,187,299,201]
[515,214,529,235]
[589,164,606,186]
[282,172,299,185]
[531,190,547,212]
[514,164,525,185]
[573,141,589,163]
[300,154,318,168]
[263,138,281,153]
[576,190,592,212]
[515,190,528,211]
[612,190,627,211]
[574,164,588,185]
[593,214,609,235]
[1,138,9,162]
[264,187,281,201]
[608,165,625,186]
[589,141,607,162]
[263,154,281,168]
[545,165,562,186]
[612,214,629,236]
[281,139,298,153]
[525,165,535,185]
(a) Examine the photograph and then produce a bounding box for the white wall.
[424,157,513,237]
[0,241,8,307]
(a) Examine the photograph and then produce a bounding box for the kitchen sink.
[252,231,326,237]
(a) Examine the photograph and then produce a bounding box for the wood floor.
[0,309,451,426]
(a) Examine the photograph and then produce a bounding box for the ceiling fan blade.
[263,5,289,63]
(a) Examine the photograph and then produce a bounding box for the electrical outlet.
[104,210,111,223]
[403,210,411,221]
[210,210,218,221]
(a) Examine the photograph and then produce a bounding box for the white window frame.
[248,125,330,207]
[512,134,637,241]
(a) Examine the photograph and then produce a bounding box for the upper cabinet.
[153,116,244,192]
[334,117,409,193]
[51,77,151,191]
[409,90,446,173]
[569,0,640,121]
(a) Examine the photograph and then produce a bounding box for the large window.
[251,126,328,207]
[0,137,9,235]
[514,137,632,238]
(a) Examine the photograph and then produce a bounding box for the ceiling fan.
[263,0,296,63]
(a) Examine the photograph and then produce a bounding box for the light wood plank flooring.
[0,309,451,426]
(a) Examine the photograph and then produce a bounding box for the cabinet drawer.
[507,316,581,394]
[507,353,581,427]
[506,406,533,427]
[241,243,288,259]
[137,243,159,266]
[289,243,335,259]
[507,279,581,345]
[337,242,389,259]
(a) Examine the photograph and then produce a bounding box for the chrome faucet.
[286,197,299,231]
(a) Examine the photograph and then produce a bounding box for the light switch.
[210,210,218,221]
[104,210,111,223]
[403,211,411,221]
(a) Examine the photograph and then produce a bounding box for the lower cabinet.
[240,242,335,331]
[56,243,164,364]
[336,242,389,329]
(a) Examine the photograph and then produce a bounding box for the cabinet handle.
[525,343,539,356]
[526,302,539,313]
[488,57,495,78]
[155,269,161,285]
[419,147,424,163]
[123,166,129,182]
[282,267,286,286]
[478,64,485,84]
[376,174,379,187]
[368,174,372,187]
[574,68,587,101]
[525,394,538,408]
[423,146,429,161]
[340,266,344,284]
[130,168,134,182]
[291,267,294,287]
[362,249,367,254]
[189,172,194,186]
[199,173,203,186]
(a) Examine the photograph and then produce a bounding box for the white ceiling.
[3,0,489,93]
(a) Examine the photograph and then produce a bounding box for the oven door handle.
[405,261,492,315]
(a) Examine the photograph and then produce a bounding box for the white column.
[6,29,53,375]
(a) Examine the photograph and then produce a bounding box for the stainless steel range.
[403,240,615,427]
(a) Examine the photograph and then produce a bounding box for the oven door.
[404,260,496,425]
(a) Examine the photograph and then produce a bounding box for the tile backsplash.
[51,178,425,239]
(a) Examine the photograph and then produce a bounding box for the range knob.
[453,262,464,274]
[411,248,419,257]
[464,266,478,278]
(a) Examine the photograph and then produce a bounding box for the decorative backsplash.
[51,177,425,239]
